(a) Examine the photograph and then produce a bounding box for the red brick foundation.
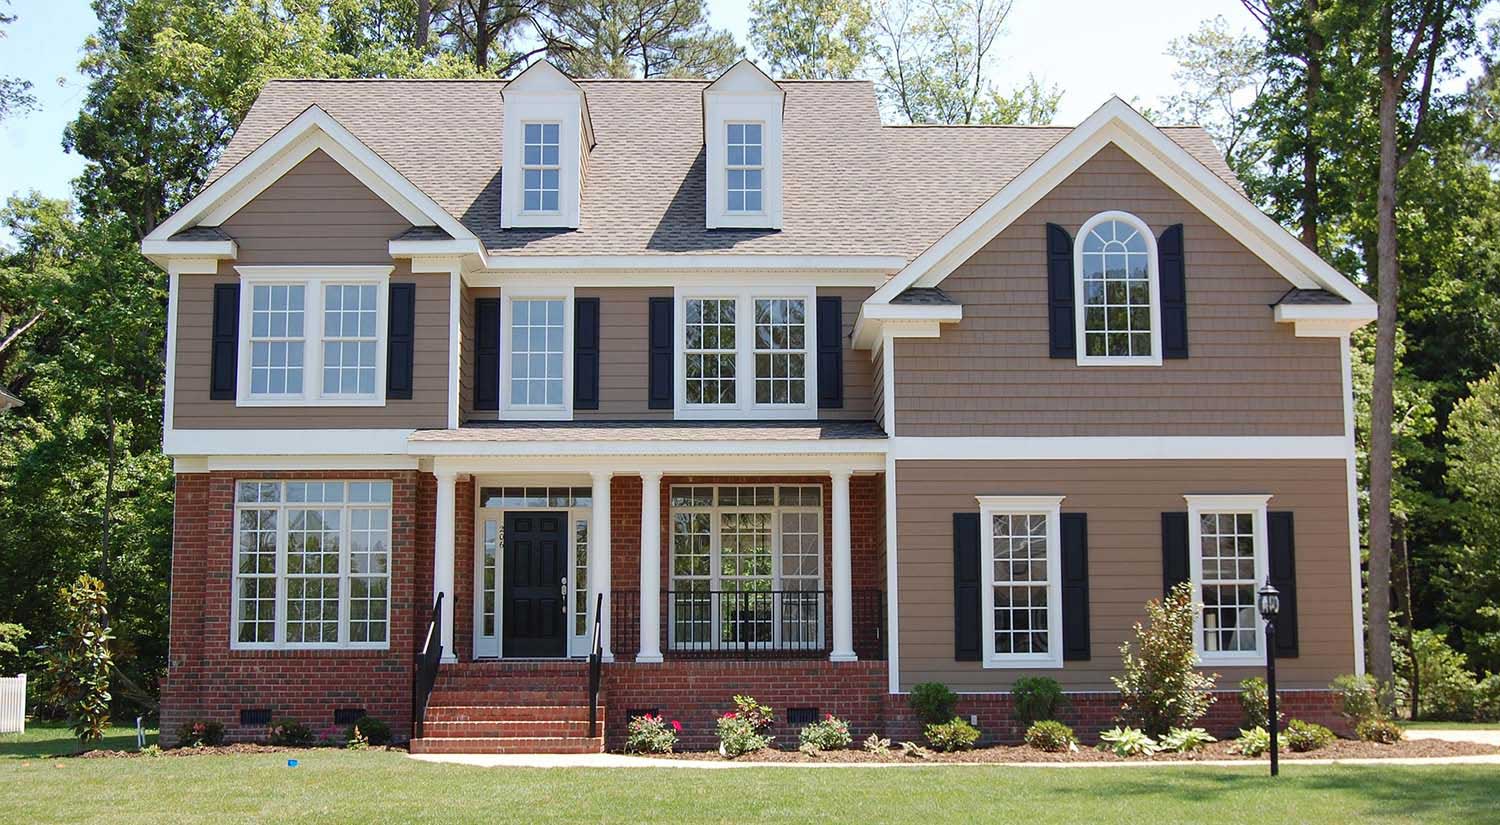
[160,470,430,746]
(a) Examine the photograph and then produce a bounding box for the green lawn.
[2,725,1498,825]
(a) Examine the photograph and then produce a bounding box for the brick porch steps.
[413,661,603,754]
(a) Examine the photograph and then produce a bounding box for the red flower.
[671,720,682,732]
[722,712,737,720]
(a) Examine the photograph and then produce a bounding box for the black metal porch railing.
[587,592,604,738]
[611,588,885,660]
[411,592,443,740]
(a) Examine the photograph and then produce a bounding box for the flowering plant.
[717,695,774,757]
[626,713,679,754]
[798,714,852,752]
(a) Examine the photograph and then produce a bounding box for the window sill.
[500,406,572,421]
[1197,651,1264,666]
[675,405,818,421]
[982,654,1064,670]
[1074,355,1163,367]
[236,396,387,408]
[228,644,392,654]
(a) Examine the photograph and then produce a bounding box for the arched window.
[1074,211,1161,365]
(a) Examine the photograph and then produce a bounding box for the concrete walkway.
[409,751,1500,769]
[1404,728,1500,746]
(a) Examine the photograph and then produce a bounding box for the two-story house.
[142,60,1375,752]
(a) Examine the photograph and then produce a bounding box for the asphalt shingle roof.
[1276,288,1350,306]
[208,78,1241,265]
[413,420,888,442]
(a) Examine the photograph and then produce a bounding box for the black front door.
[502,511,568,658]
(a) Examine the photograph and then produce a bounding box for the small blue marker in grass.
[287,759,299,768]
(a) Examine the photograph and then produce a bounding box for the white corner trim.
[883,450,900,694]
[891,435,1348,461]
[1340,334,1366,676]
[881,331,896,437]
[448,268,462,429]
[866,97,1374,309]
[164,428,416,456]
[143,105,475,245]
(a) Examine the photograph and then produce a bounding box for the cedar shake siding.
[894,458,1355,692]
[171,150,450,429]
[892,144,1346,438]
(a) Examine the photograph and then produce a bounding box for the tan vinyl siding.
[172,149,450,429]
[575,287,672,420]
[895,458,1356,691]
[818,286,875,420]
[893,144,1345,437]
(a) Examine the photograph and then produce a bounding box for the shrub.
[717,696,773,757]
[351,715,392,747]
[1331,673,1383,725]
[862,733,892,756]
[627,714,680,754]
[1097,726,1158,757]
[1239,677,1282,730]
[730,695,773,729]
[1024,720,1077,753]
[1012,676,1064,725]
[1231,727,1270,757]
[45,574,114,746]
[269,719,315,747]
[798,714,852,752]
[1396,629,1477,720]
[176,720,225,748]
[346,728,369,750]
[1475,673,1500,723]
[909,682,957,725]
[923,718,980,752]
[1113,583,1217,736]
[1284,719,1336,752]
[1159,727,1217,753]
[1356,718,1404,744]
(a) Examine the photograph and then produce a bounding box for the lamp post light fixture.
[1258,581,1281,777]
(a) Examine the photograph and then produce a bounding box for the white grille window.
[508,298,566,408]
[1187,495,1269,662]
[1075,212,1160,364]
[726,122,763,213]
[322,284,379,396]
[232,480,393,649]
[685,298,737,406]
[677,288,817,417]
[977,496,1063,668]
[522,122,561,212]
[753,298,807,405]
[248,284,305,396]
[237,268,388,404]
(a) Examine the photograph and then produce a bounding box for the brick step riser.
[424,706,602,723]
[428,690,591,706]
[423,721,596,738]
[433,680,594,693]
[409,737,604,755]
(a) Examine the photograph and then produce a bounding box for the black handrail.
[587,592,604,738]
[412,592,444,741]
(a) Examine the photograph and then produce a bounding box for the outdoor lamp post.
[1258,581,1281,777]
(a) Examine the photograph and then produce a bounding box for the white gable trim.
[143,105,475,245]
[867,98,1373,311]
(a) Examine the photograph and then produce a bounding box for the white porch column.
[590,471,614,662]
[638,470,664,663]
[433,469,458,663]
[830,468,857,662]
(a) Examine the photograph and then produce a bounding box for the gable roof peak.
[705,59,784,96]
[503,59,584,96]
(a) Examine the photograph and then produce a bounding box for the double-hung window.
[977,496,1064,668]
[1074,211,1162,365]
[726,122,763,213]
[1185,495,1269,663]
[233,480,393,649]
[668,485,823,652]
[522,122,561,213]
[676,287,817,418]
[237,267,389,405]
[500,290,572,419]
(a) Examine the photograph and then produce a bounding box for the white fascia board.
[140,239,237,264]
[177,455,420,472]
[1274,302,1377,337]
[408,438,889,459]
[890,435,1349,461]
[431,452,885,477]
[867,97,1373,309]
[471,254,906,274]
[852,305,962,349]
[143,105,475,246]
[389,239,487,259]
[164,428,416,456]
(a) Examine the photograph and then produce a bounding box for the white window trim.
[230,480,393,651]
[976,495,1065,669]
[673,285,818,420]
[1073,210,1163,367]
[704,96,783,230]
[519,121,563,217]
[1185,493,1270,665]
[499,285,574,421]
[724,120,766,217]
[501,97,582,229]
[235,266,391,407]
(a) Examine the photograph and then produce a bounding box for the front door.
[502,511,568,658]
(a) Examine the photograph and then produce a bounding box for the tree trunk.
[1301,0,1322,250]
[1368,57,1400,709]
[417,0,431,51]
[1396,516,1419,719]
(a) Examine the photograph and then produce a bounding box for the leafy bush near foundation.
[1159,727,1216,753]
[798,714,852,752]
[1012,676,1064,724]
[351,715,392,747]
[626,713,679,754]
[1023,720,1077,752]
[1356,718,1404,744]
[1331,673,1383,725]
[909,682,957,726]
[923,717,980,752]
[269,719,315,746]
[1284,719,1336,752]
[1113,583,1218,736]
[1097,726,1158,757]
[1231,727,1270,757]
[176,720,225,747]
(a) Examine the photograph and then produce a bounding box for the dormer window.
[726,123,763,213]
[704,61,783,230]
[522,123,561,213]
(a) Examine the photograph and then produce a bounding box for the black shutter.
[1161,512,1191,596]
[953,513,982,661]
[574,297,600,410]
[1268,511,1300,658]
[1159,224,1188,359]
[1061,513,1091,661]
[1046,223,1076,358]
[473,297,500,411]
[648,297,673,410]
[209,283,239,400]
[386,283,415,400]
[816,295,844,409]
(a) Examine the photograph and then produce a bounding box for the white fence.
[0,674,24,733]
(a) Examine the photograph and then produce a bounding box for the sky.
[0,0,1262,208]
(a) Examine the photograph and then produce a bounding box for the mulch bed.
[641,738,1498,763]
[71,744,399,759]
